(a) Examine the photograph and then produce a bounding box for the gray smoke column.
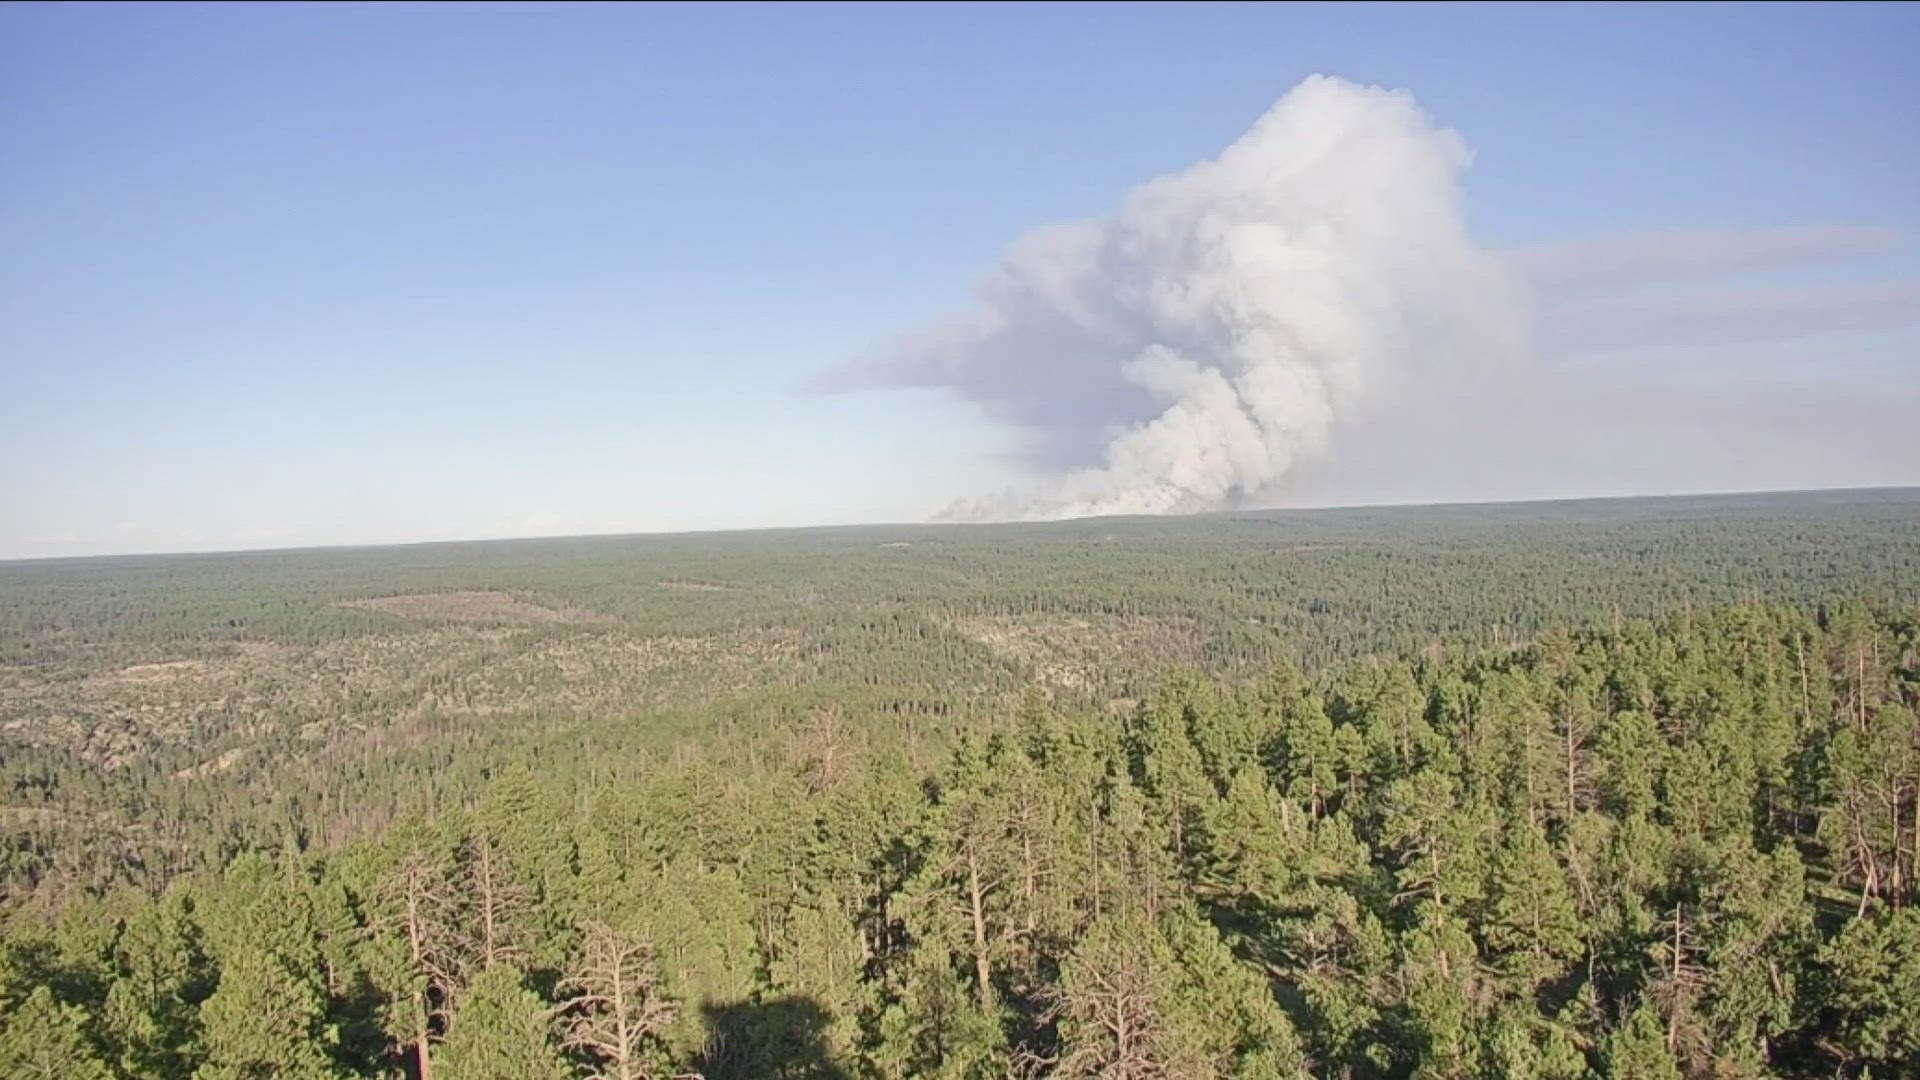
[820,75,1527,520]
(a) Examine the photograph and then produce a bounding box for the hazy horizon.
[2,483,1913,566]
[5,4,1917,560]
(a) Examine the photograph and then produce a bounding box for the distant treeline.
[5,489,1918,672]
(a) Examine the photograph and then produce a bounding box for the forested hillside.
[2,490,1919,1077]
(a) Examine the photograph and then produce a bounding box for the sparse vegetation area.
[339,590,614,625]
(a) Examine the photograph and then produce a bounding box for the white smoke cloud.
[820,75,1528,521]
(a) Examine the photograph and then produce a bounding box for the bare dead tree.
[376,847,465,1080]
[554,920,680,1080]
[786,705,857,795]
[1647,902,1713,1075]
[1042,911,1180,1080]
[461,831,534,971]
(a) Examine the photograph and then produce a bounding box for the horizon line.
[3,482,1916,568]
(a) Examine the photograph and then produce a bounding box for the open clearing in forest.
[656,578,743,592]
[341,590,610,624]
[955,613,1204,690]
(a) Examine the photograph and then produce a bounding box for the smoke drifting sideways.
[817,75,1529,521]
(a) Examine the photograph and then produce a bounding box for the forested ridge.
[3,491,1919,1077]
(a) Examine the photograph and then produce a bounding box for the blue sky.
[3,2,1917,558]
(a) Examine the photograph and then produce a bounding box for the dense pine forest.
[3,490,1919,1077]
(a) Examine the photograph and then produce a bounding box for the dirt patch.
[657,578,740,593]
[341,591,609,624]
[108,660,210,683]
[956,614,1203,691]
[174,747,247,781]
[0,805,67,829]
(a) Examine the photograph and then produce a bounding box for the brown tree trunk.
[1892,795,1907,903]
[403,875,434,1080]
[1910,781,1919,907]
[612,959,633,1080]
[478,841,499,967]
[1565,723,1580,823]
[1022,832,1037,952]
[1091,809,1103,921]
[1853,809,1880,915]
[967,847,992,1013]
[1667,905,1683,1053]
[1856,642,1869,731]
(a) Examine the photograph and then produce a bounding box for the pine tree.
[1379,770,1490,912]
[0,986,115,1080]
[627,856,760,1064]
[1482,812,1584,987]
[1698,841,1808,1074]
[1816,907,1920,1072]
[1599,1002,1683,1080]
[191,854,339,1079]
[101,883,212,1079]
[1398,901,1490,1078]
[870,945,1005,1080]
[1256,663,1342,818]
[1482,999,1587,1080]
[436,966,568,1080]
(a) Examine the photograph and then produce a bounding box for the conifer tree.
[1482,811,1583,986]
[0,986,115,1079]
[1599,1002,1683,1080]
[191,854,339,1079]
[436,966,568,1080]
[101,884,211,1078]
[1816,907,1920,1072]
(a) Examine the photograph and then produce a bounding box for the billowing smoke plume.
[820,75,1528,520]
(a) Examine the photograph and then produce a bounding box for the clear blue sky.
[4,2,1917,558]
